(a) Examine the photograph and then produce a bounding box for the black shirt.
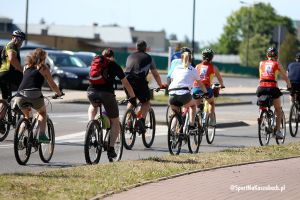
[87,61,125,93]
[18,66,44,91]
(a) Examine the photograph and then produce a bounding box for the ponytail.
[181,52,191,69]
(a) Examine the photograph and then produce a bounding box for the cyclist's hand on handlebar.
[128,97,137,107]
[160,83,168,89]
[52,92,65,99]
[221,85,225,89]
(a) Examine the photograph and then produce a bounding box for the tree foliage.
[279,32,299,69]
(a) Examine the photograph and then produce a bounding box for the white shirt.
[169,64,200,95]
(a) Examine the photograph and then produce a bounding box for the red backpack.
[89,55,110,84]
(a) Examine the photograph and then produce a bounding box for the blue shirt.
[171,51,181,61]
[167,59,182,78]
[288,61,300,83]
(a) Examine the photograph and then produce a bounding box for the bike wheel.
[142,108,156,148]
[0,110,11,142]
[289,103,298,137]
[84,120,103,164]
[106,122,123,162]
[14,118,32,165]
[165,105,173,125]
[39,118,55,163]
[167,114,182,155]
[121,109,136,150]
[206,114,216,144]
[276,110,286,145]
[188,114,202,153]
[258,110,271,146]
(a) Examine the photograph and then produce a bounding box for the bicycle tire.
[106,122,123,162]
[167,114,182,155]
[276,110,286,145]
[0,110,11,142]
[39,117,55,163]
[142,108,156,148]
[258,110,271,146]
[121,108,136,150]
[84,120,103,164]
[165,105,173,125]
[206,114,216,144]
[289,103,298,137]
[14,118,32,165]
[188,114,202,153]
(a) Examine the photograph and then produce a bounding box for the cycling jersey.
[193,63,215,88]
[0,41,20,73]
[259,60,279,87]
[288,61,300,83]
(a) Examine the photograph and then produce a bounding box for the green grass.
[1,143,300,200]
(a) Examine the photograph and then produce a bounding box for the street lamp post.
[192,0,196,59]
[25,0,29,45]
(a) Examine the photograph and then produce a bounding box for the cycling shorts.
[192,87,213,99]
[169,93,192,107]
[256,86,282,99]
[126,77,150,103]
[15,96,45,110]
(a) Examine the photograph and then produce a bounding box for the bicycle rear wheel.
[84,120,103,164]
[188,114,202,153]
[106,122,123,162]
[258,110,271,146]
[0,110,12,142]
[289,103,298,137]
[122,109,136,150]
[165,105,173,125]
[168,114,182,155]
[276,110,286,145]
[14,118,32,165]
[142,108,156,148]
[206,114,216,144]
[39,117,55,163]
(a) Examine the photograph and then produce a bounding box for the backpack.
[0,99,8,120]
[89,55,110,84]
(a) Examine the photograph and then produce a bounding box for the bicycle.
[257,94,286,146]
[195,83,222,144]
[288,89,300,137]
[84,103,123,164]
[13,95,59,165]
[167,104,202,155]
[165,104,173,126]
[121,88,161,150]
[0,93,23,142]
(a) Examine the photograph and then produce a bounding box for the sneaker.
[275,130,284,139]
[38,134,50,143]
[103,140,108,151]
[107,147,117,159]
[0,120,6,134]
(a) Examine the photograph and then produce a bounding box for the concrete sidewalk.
[102,157,300,200]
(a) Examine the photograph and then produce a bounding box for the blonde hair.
[181,52,191,69]
[26,48,47,68]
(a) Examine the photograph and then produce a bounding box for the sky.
[0,0,299,46]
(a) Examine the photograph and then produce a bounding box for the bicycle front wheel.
[84,120,103,164]
[258,110,271,146]
[0,110,12,142]
[188,114,202,153]
[106,122,123,162]
[168,114,182,155]
[142,108,156,148]
[276,110,286,145]
[289,103,298,137]
[39,118,55,163]
[206,114,216,144]
[122,109,136,150]
[14,118,32,165]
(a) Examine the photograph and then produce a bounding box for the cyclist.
[124,40,167,132]
[14,48,63,143]
[168,47,208,132]
[87,48,136,159]
[0,30,24,100]
[287,52,300,101]
[192,48,225,126]
[256,47,291,139]
[167,48,182,85]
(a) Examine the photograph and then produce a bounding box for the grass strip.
[1,142,300,200]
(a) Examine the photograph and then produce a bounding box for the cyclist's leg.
[0,72,11,100]
[273,97,281,131]
[87,91,100,120]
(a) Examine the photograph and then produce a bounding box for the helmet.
[202,48,214,60]
[102,48,114,58]
[266,47,278,58]
[180,47,192,55]
[12,30,26,40]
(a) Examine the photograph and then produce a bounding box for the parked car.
[20,49,90,90]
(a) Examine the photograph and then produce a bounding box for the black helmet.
[180,47,192,55]
[266,47,278,58]
[102,48,114,58]
[202,48,214,60]
[12,30,26,40]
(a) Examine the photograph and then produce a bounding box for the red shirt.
[193,63,215,88]
[259,60,279,87]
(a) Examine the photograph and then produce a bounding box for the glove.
[52,92,65,99]
[160,83,168,89]
[128,97,137,107]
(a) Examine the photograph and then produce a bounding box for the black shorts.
[169,93,192,107]
[126,78,150,103]
[290,83,300,96]
[256,87,282,99]
[87,90,119,118]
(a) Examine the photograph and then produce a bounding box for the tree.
[279,32,299,68]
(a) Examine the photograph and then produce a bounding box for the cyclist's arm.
[278,64,291,89]
[7,50,22,72]
[214,66,225,88]
[150,68,163,88]
[121,77,136,98]
[40,65,63,96]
